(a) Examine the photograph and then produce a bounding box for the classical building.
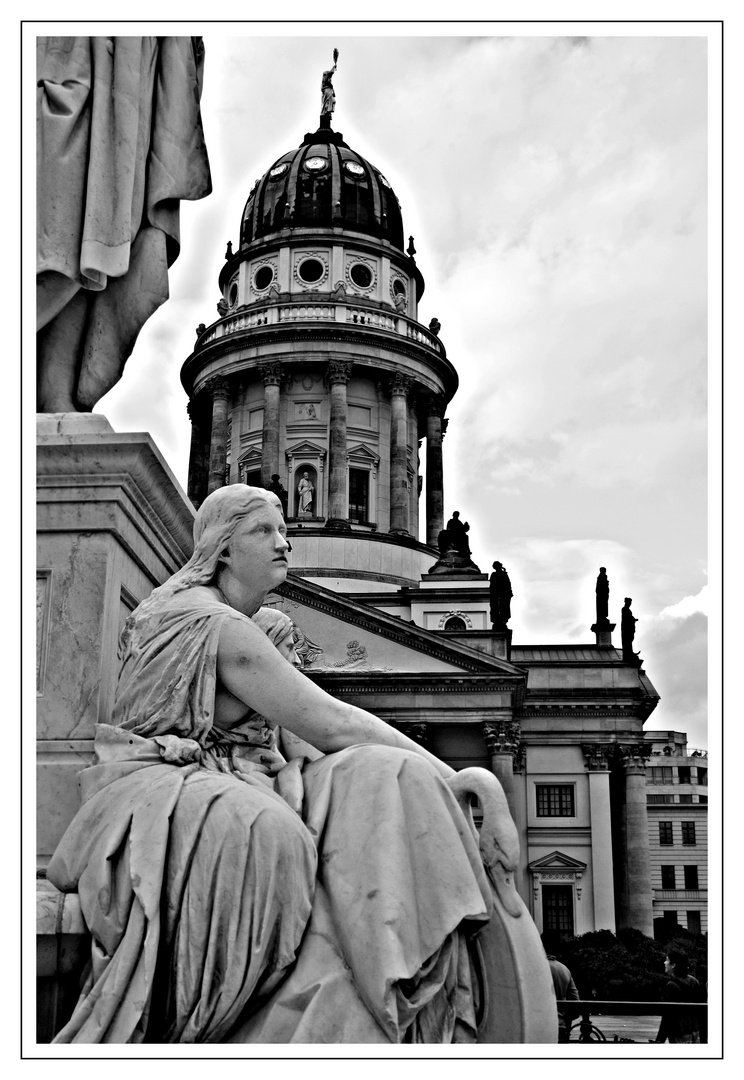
[644,730,709,937]
[178,100,668,942]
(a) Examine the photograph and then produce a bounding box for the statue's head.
[452,511,460,519]
[303,471,309,479]
[156,485,284,598]
[493,561,502,570]
[624,597,632,605]
[600,566,606,574]
[252,607,299,665]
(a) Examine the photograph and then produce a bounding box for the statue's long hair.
[135,485,284,618]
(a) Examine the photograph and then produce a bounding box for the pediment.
[347,444,380,466]
[286,440,326,458]
[266,573,526,679]
[528,851,587,873]
[238,446,263,465]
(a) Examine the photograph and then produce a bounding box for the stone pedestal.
[36,414,195,870]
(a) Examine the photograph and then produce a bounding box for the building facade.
[179,102,669,941]
[645,730,709,937]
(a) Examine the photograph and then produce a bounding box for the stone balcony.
[195,301,444,355]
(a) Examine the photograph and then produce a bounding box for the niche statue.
[46,485,556,1043]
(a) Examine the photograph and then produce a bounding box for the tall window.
[536,785,575,817]
[687,911,702,934]
[663,910,679,928]
[683,865,699,891]
[542,885,574,938]
[696,768,708,786]
[661,865,676,889]
[659,822,674,845]
[681,822,696,845]
[348,468,369,523]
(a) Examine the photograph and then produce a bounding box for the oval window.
[298,258,324,283]
[269,163,289,179]
[392,279,406,297]
[350,263,373,289]
[344,161,365,178]
[254,266,274,291]
[228,281,239,307]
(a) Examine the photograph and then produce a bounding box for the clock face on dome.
[305,157,327,172]
[269,163,289,178]
[345,161,365,176]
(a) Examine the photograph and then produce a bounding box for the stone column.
[259,362,282,487]
[582,744,617,932]
[425,395,445,546]
[325,361,353,529]
[206,377,231,495]
[482,719,522,822]
[616,743,654,936]
[389,374,412,535]
[187,396,209,508]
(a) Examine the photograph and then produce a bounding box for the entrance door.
[542,885,574,939]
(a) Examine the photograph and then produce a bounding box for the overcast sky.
[88,28,713,749]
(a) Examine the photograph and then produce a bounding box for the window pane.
[679,794,694,804]
[678,767,691,784]
[661,865,676,889]
[348,468,369,523]
[536,785,575,816]
[686,911,702,934]
[659,822,674,845]
[696,768,708,786]
[684,865,699,890]
[681,822,696,845]
[542,885,574,938]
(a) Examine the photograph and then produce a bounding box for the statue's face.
[303,472,309,479]
[224,503,290,595]
[276,631,301,668]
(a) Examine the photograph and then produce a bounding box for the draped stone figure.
[46,485,555,1043]
[489,562,513,629]
[37,37,212,412]
[596,567,610,624]
[621,597,638,662]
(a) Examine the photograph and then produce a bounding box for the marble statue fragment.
[37,36,212,412]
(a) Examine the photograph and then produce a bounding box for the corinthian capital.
[205,376,230,402]
[426,394,446,419]
[581,744,611,771]
[258,362,283,387]
[326,360,353,385]
[482,720,521,757]
[612,741,652,774]
[389,373,413,397]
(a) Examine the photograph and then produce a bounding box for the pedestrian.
[544,942,580,1042]
[654,948,702,1044]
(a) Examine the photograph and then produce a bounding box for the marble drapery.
[47,587,492,1043]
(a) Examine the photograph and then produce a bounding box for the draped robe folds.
[36,37,212,410]
[47,588,492,1043]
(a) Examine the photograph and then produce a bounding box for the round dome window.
[392,279,406,297]
[269,163,289,179]
[254,266,274,291]
[228,281,239,307]
[350,263,373,289]
[298,258,324,284]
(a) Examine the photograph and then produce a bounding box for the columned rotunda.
[183,123,452,588]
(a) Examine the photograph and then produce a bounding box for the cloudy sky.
[79,26,714,749]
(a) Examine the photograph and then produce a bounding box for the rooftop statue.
[46,484,554,1043]
[621,596,639,663]
[489,562,513,629]
[36,37,212,412]
[595,567,610,623]
[320,48,339,123]
[430,510,482,575]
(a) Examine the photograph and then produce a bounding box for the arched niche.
[294,464,318,517]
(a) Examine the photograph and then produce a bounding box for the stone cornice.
[181,325,458,402]
[305,672,525,694]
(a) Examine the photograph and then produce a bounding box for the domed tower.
[182,79,456,590]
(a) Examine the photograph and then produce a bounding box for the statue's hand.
[447,767,522,917]
[276,757,304,814]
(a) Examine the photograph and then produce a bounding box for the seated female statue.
[48,485,516,1043]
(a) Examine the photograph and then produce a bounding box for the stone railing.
[196,302,443,354]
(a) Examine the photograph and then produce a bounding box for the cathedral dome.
[240,128,405,252]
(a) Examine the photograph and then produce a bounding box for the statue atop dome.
[320,49,339,128]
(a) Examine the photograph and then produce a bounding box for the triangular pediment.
[528,851,587,873]
[347,444,380,466]
[266,573,526,679]
[238,446,263,466]
[286,440,326,458]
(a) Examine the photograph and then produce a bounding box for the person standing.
[655,948,702,1044]
[546,950,580,1042]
